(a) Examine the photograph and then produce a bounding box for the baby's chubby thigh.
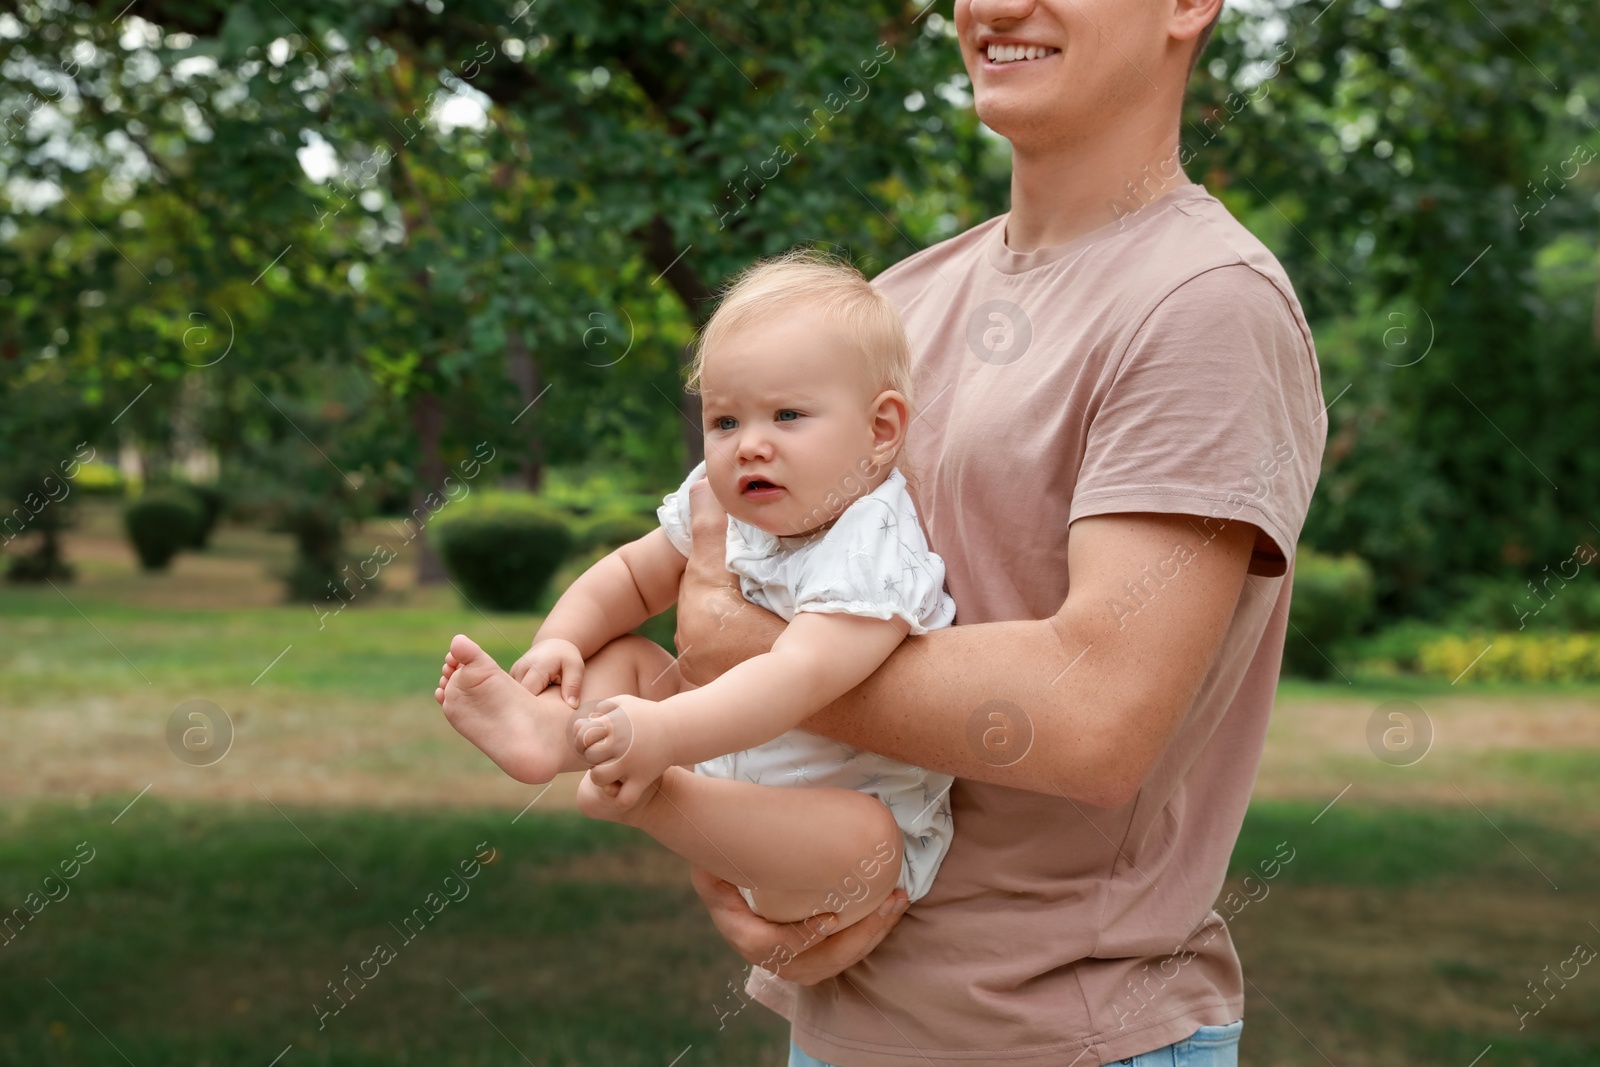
[576,634,694,704]
[746,790,904,931]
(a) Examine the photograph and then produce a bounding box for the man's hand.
[689,865,911,986]
[674,478,776,686]
[574,693,675,808]
[673,478,737,685]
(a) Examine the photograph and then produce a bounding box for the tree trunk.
[505,326,546,492]
[410,388,449,584]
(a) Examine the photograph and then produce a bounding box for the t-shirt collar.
[986,181,1204,276]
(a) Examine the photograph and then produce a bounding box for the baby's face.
[699,304,894,537]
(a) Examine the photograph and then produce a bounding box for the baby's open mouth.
[740,476,785,496]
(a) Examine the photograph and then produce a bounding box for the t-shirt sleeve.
[655,459,708,558]
[791,493,956,636]
[1069,264,1325,577]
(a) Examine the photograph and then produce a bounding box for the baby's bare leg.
[589,767,904,932]
[439,633,687,785]
[573,633,692,704]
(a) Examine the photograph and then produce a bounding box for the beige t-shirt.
[750,182,1326,1065]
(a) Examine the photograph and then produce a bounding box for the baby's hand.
[573,694,674,809]
[509,639,584,707]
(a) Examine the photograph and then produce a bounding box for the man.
[668,0,1326,1063]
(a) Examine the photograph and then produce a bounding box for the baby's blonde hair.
[686,249,914,408]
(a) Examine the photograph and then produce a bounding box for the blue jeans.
[788,1019,1243,1067]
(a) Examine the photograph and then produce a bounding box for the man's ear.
[1170,0,1223,44]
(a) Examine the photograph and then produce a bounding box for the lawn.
[2,504,1597,1065]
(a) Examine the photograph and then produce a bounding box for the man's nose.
[967,0,1038,26]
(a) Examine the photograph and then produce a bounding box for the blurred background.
[2,0,1597,1063]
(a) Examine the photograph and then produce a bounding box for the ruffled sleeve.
[791,474,956,636]
[655,460,708,558]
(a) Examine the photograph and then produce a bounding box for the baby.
[435,250,956,933]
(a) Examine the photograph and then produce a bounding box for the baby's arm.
[663,611,912,764]
[581,611,911,797]
[529,527,687,658]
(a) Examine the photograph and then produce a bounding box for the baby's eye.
[776,410,801,422]
[713,416,737,431]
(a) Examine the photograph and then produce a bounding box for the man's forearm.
[798,617,1125,799]
[662,648,840,768]
[679,601,1119,800]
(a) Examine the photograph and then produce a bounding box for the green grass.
[1,799,1595,1065]
[2,800,784,1066]
[6,507,1599,1065]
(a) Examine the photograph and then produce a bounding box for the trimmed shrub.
[432,491,574,612]
[124,489,204,570]
[1284,548,1376,678]
[576,508,659,553]
[185,484,228,548]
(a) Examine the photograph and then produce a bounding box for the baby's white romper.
[656,460,958,910]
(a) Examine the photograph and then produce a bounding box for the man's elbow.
[1045,707,1171,810]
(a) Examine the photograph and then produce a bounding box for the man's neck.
[1004,116,1191,254]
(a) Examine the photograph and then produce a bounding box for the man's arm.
[675,480,1256,808]
[663,611,910,768]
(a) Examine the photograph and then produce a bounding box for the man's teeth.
[986,43,1057,64]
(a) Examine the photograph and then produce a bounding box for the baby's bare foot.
[438,634,581,785]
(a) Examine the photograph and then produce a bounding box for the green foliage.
[1284,547,1376,678]
[123,488,204,570]
[432,491,576,611]
[1192,2,1600,615]
[574,509,660,554]
[182,483,228,548]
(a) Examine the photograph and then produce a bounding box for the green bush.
[1284,547,1376,678]
[575,508,659,553]
[1447,575,1600,632]
[184,483,228,548]
[123,489,204,571]
[432,491,575,612]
